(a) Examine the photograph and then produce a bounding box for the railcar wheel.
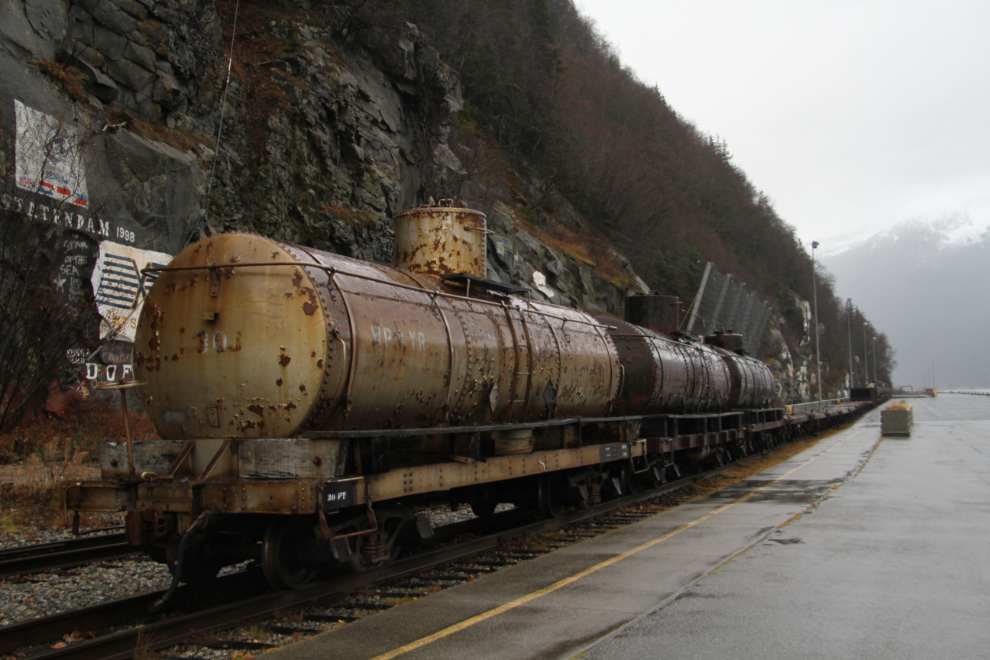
[470,484,499,518]
[262,518,317,590]
[537,473,566,519]
[166,545,221,586]
[470,499,498,518]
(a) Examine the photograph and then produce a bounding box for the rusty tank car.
[602,319,774,415]
[134,229,620,438]
[67,201,782,591]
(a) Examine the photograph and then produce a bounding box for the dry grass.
[510,211,641,292]
[113,110,213,156]
[0,396,158,464]
[323,205,377,229]
[31,60,90,103]
[0,397,158,528]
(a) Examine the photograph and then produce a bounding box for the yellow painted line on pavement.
[370,433,858,660]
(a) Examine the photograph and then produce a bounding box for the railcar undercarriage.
[66,407,817,590]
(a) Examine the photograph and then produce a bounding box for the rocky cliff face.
[0,0,642,310]
[2,1,829,404]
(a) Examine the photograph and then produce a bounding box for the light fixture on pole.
[811,241,822,403]
[846,298,853,390]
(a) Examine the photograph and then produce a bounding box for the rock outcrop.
[9,1,834,404]
[1,0,645,305]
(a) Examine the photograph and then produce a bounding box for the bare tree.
[0,108,100,430]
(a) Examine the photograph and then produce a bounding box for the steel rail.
[0,572,265,655]
[0,531,124,562]
[0,533,136,578]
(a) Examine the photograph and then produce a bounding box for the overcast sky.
[575,0,990,253]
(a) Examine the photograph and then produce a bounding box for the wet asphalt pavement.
[584,394,990,660]
[270,395,990,660]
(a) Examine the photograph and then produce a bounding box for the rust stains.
[301,287,319,316]
[248,404,265,416]
[279,354,291,367]
[316,359,324,370]
[291,269,303,289]
[276,378,283,387]
[299,384,307,393]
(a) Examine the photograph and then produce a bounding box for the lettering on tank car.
[371,321,426,351]
[322,481,358,509]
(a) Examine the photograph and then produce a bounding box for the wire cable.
[205,0,241,209]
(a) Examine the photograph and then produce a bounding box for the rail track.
[0,412,860,660]
[0,530,135,579]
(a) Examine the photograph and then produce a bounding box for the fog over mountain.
[821,215,990,390]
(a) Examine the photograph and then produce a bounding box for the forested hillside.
[0,0,892,424]
[346,0,893,390]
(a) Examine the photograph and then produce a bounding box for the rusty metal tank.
[134,231,621,440]
[602,318,731,414]
[703,331,775,409]
[601,317,774,414]
[711,346,775,409]
[393,202,487,278]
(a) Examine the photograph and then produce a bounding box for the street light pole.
[863,321,869,384]
[811,241,822,403]
[846,298,854,390]
[872,336,877,385]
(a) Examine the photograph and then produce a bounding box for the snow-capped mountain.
[821,214,990,389]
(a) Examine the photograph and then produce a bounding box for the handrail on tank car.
[142,262,615,330]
